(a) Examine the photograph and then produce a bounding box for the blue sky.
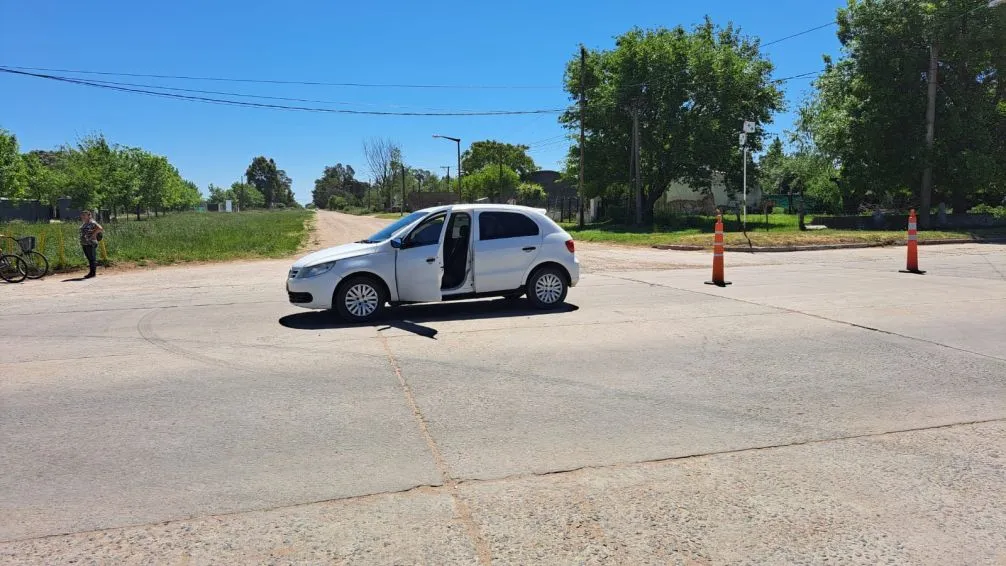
[1,0,842,204]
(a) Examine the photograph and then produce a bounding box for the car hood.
[292,242,382,268]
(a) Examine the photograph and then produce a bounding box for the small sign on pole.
[743,121,756,134]
[739,133,747,147]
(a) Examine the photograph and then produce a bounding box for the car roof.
[417,203,548,215]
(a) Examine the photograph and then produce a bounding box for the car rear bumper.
[568,256,580,287]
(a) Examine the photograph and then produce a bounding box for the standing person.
[79,210,104,279]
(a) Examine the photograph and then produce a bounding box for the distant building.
[407,191,460,211]
[663,173,760,215]
[521,170,575,199]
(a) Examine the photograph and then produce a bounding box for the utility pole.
[578,44,587,228]
[741,121,756,229]
[400,163,407,216]
[498,149,504,203]
[743,145,748,228]
[631,104,642,226]
[920,42,938,230]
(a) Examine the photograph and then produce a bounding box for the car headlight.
[299,260,337,279]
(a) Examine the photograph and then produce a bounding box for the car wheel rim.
[345,283,379,317]
[535,273,563,304]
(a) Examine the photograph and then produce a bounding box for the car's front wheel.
[334,275,386,323]
[526,266,568,310]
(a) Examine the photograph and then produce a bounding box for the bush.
[327,194,350,211]
[516,182,546,201]
[968,204,1006,218]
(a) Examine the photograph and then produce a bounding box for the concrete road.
[2,238,1005,564]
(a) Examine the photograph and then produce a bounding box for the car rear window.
[478,211,541,241]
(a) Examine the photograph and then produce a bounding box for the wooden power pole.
[631,104,642,226]
[578,44,586,228]
[920,42,938,230]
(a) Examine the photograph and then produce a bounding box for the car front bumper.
[286,274,340,310]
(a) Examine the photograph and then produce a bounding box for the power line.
[0,68,565,116]
[1,65,562,90]
[59,76,504,112]
[761,21,838,47]
[775,70,825,82]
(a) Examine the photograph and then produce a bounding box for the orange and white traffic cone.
[899,209,926,275]
[705,211,732,287]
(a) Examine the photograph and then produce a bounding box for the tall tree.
[0,128,28,199]
[363,138,401,210]
[800,0,1006,218]
[277,169,296,206]
[561,20,783,224]
[312,163,366,208]
[22,152,65,208]
[757,138,787,195]
[461,141,537,177]
[231,181,264,209]
[460,165,521,202]
[245,156,281,207]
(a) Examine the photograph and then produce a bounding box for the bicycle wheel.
[22,251,49,279]
[0,255,27,283]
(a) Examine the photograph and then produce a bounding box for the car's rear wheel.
[526,266,567,310]
[334,275,386,323]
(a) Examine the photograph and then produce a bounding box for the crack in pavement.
[5,414,1003,546]
[378,332,493,566]
[598,273,1006,364]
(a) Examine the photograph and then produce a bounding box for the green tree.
[800,0,1006,220]
[561,20,783,223]
[461,141,537,177]
[460,165,520,201]
[757,138,787,195]
[245,156,283,207]
[312,163,366,208]
[22,152,66,207]
[0,128,28,199]
[516,181,547,202]
[231,182,264,210]
[207,183,233,205]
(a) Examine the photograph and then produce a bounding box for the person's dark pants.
[82,244,97,276]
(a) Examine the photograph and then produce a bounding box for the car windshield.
[360,211,429,243]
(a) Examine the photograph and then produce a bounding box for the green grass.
[0,209,312,271]
[372,212,405,219]
[564,214,1006,248]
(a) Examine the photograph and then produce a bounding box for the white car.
[287,204,580,322]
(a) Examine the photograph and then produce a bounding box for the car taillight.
[565,239,575,253]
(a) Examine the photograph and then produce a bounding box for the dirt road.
[305,210,391,251]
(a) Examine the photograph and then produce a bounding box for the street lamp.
[433,135,462,202]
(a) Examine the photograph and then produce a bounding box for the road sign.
[739,133,747,147]
[743,121,756,134]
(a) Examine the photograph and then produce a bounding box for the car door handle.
[426,257,436,263]
[522,246,537,252]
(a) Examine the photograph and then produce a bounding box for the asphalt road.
[2,223,1005,564]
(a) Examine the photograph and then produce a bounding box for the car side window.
[405,214,446,248]
[478,211,540,241]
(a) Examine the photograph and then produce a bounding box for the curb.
[652,237,1006,253]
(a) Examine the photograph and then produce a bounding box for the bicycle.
[0,252,26,283]
[0,235,48,279]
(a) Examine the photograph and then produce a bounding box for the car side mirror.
[390,237,403,249]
